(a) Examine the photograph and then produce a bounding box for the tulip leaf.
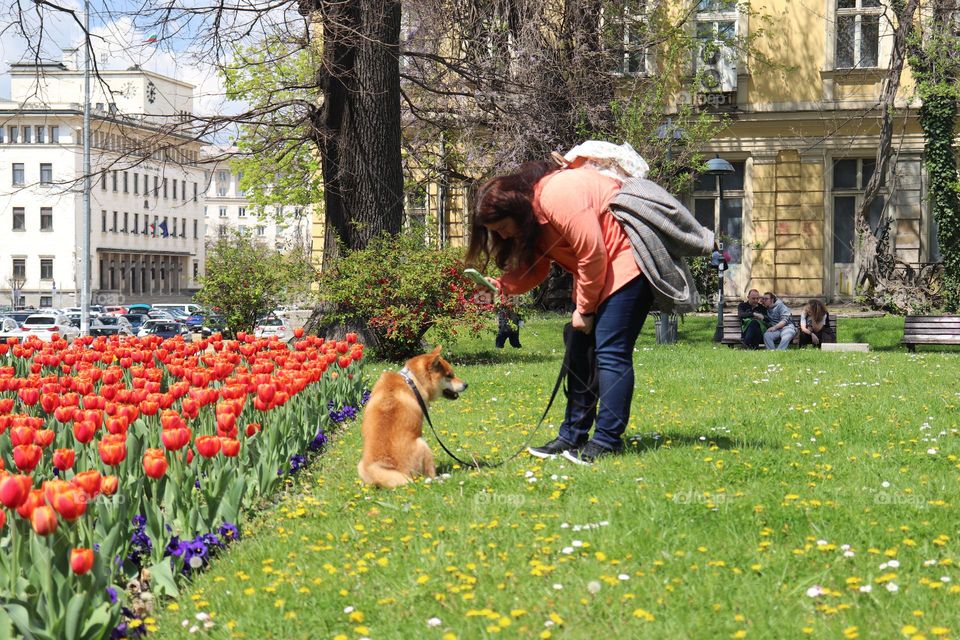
[63,592,88,640]
[80,602,113,640]
[148,559,180,598]
[1,599,55,640]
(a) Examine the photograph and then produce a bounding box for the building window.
[8,126,18,143]
[163,178,168,199]
[181,217,186,237]
[256,225,266,237]
[134,213,139,234]
[112,211,118,232]
[238,206,247,218]
[143,214,149,235]
[22,127,31,144]
[836,0,882,69]
[40,295,52,308]
[154,176,159,195]
[193,219,198,239]
[181,180,187,201]
[123,171,129,193]
[610,0,648,75]
[172,179,177,200]
[693,160,746,264]
[101,171,107,190]
[112,171,118,192]
[217,170,229,196]
[12,163,25,186]
[40,258,53,280]
[134,173,139,194]
[172,217,177,237]
[12,258,25,279]
[236,172,245,196]
[193,261,199,279]
[12,207,25,231]
[219,206,228,218]
[39,163,53,185]
[35,126,45,144]
[696,0,738,94]
[102,209,107,232]
[218,225,228,238]
[193,182,198,202]
[49,126,58,143]
[123,211,129,233]
[0,127,4,143]
[40,207,53,231]
[832,158,885,264]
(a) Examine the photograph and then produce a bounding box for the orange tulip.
[98,434,127,466]
[219,438,240,457]
[195,435,221,458]
[53,448,76,471]
[70,548,94,575]
[31,505,58,535]
[13,444,43,473]
[72,470,102,498]
[142,449,168,479]
[161,425,192,451]
[34,429,55,448]
[100,475,118,496]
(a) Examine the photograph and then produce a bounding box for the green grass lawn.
[154,313,960,639]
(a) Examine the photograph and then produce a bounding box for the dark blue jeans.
[558,274,653,451]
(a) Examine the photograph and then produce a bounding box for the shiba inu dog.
[358,346,467,488]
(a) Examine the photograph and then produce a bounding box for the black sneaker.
[562,440,616,466]
[528,437,576,459]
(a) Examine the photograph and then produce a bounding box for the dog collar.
[398,367,421,398]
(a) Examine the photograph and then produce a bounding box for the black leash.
[399,354,569,469]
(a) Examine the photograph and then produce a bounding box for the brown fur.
[358,346,467,488]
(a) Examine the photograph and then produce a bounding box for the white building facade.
[201,146,312,253]
[0,59,206,308]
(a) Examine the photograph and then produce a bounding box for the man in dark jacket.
[738,289,767,349]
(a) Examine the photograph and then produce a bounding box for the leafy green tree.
[196,229,315,337]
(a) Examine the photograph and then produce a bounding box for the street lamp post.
[705,155,734,342]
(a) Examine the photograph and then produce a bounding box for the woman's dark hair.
[466,161,557,271]
[804,298,828,326]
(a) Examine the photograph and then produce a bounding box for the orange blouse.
[493,168,641,314]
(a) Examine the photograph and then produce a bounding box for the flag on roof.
[159,220,169,238]
[145,35,158,44]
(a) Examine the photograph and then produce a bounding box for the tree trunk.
[305,0,405,251]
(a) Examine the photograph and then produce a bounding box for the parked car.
[254,316,294,342]
[8,310,38,326]
[200,314,227,337]
[151,303,201,315]
[18,313,80,342]
[90,315,133,336]
[0,317,20,340]
[146,310,175,321]
[140,321,189,340]
[126,303,152,314]
[103,306,127,316]
[120,313,148,333]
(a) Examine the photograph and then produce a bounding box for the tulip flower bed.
[0,330,366,639]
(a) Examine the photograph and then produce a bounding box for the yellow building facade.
[313,1,944,303]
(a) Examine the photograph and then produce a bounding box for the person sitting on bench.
[798,299,836,348]
[737,289,767,349]
[762,292,796,350]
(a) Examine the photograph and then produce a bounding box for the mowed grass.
[154,313,960,640]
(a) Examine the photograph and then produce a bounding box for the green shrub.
[688,256,720,312]
[318,230,492,360]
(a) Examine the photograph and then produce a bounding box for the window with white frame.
[696,0,738,92]
[219,206,228,218]
[836,0,882,68]
[236,172,245,196]
[12,163,25,186]
[831,158,885,263]
[217,170,229,197]
[40,163,53,185]
[12,207,25,231]
[256,225,266,237]
[40,207,53,231]
[692,160,746,264]
[36,126,45,144]
[238,206,247,218]
[40,258,53,280]
[610,0,648,75]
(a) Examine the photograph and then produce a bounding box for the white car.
[18,313,80,342]
[254,316,294,342]
[0,317,20,340]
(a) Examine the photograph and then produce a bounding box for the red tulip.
[0,473,32,508]
[161,426,192,451]
[72,420,97,444]
[345,332,358,344]
[138,400,159,416]
[72,470,102,498]
[54,405,76,423]
[337,356,352,369]
[9,426,35,447]
[13,444,43,473]
[219,438,240,457]
[142,449,168,479]
[0,508,6,528]
[105,415,129,436]
[0,397,14,414]
[17,388,40,406]
[70,548,94,575]
[216,412,237,437]
[31,505,58,535]
[245,423,261,437]
[48,484,87,521]
[194,435,221,458]
[40,394,59,414]
[17,489,44,519]
[100,475,118,496]
[294,327,305,339]
[53,448,76,471]
[34,429,55,448]
[98,435,127,466]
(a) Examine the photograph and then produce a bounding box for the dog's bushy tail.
[358,461,410,489]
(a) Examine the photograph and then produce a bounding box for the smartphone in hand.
[463,268,497,292]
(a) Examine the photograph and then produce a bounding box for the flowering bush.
[317,231,493,360]
[0,330,366,639]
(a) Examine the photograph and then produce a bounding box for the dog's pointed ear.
[429,345,443,370]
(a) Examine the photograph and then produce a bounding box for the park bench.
[720,312,837,348]
[901,315,960,351]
